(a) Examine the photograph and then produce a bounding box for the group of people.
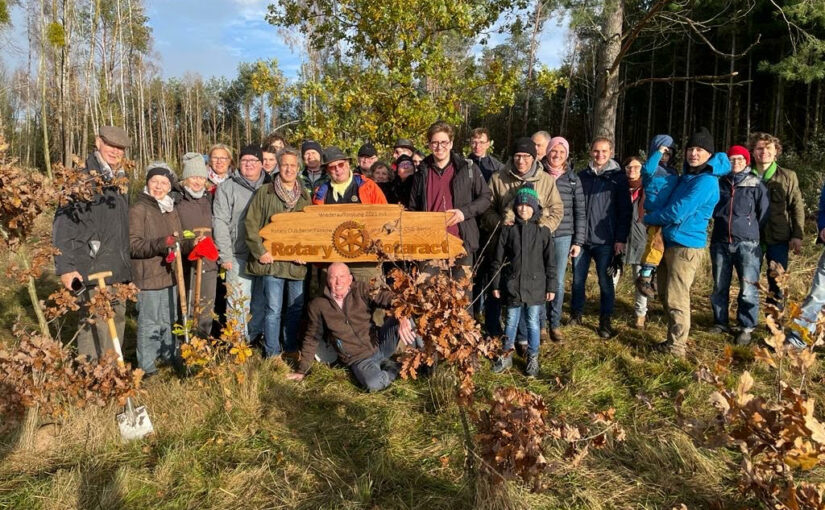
[52,119,818,392]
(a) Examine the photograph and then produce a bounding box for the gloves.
[606,253,624,278]
[165,248,176,264]
[165,235,177,247]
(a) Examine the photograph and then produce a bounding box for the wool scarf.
[274,177,301,210]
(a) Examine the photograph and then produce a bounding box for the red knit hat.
[727,145,751,166]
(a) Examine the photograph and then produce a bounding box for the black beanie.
[512,137,537,159]
[301,140,323,156]
[145,162,175,185]
[686,127,714,155]
[239,144,262,162]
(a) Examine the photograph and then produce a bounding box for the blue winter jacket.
[644,153,731,248]
[641,134,679,213]
[578,159,632,246]
[710,170,769,244]
[818,182,825,233]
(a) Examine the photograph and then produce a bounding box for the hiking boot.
[540,329,551,343]
[525,353,540,377]
[651,339,685,357]
[568,314,583,327]
[634,315,646,329]
[708,324,729,335]
[635,274,656,298]
[549,328,565,343]
[491,353,513,373]
[598,315,615,338]
[734,330,753,346]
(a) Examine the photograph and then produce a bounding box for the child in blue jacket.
[635,134,680,297]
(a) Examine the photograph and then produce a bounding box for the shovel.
[173,242,190,345]
[189,227,212,326]
[87,271,154,442]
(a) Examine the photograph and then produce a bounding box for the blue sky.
[2,0,569,81]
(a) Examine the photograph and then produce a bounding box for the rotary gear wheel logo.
[332,221,370,258]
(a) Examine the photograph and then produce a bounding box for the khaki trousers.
[657,246,705,353]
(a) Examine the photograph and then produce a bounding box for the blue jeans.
[226,256,264,340]
[252,276,304,357]
[794,248,825,334]
[571,244,614,317]
[505,304,541,355]
[764,242,789,307]
[349,318,407,392]
[548,234,572,328]
[710,241,762,330]
[136,286,178,374]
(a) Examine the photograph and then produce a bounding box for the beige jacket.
[482,161,564,233]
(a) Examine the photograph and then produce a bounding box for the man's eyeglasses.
[429,140,451,148]
[470,140,489,146]
[240,158,260,165]
[327,161,348,172]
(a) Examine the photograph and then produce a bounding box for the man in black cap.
[53,125,133,360]
[357,143,378,175]
[300,140,327,190]
[645,127,731,357]
[213,144,270,341]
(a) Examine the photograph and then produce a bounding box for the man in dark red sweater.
[407,121,491,273]
[287,263,416,392]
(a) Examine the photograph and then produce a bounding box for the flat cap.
[393,138,415,150]
[99,126,131,149]
[321,146,351,167]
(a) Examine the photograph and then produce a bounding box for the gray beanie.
[182,152,208,179]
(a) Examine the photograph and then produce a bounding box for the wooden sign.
[259,204,466,263]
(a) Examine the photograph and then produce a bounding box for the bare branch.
[622,71,740,91]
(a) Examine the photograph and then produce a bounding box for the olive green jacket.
[762,165,805,245]
[244,181,311,279]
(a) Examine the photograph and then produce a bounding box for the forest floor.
[1,220,825,509]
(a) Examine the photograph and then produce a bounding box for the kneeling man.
[287,263,415,391]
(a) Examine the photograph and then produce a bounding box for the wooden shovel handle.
[86,271,125,365]
[174,244,187,318]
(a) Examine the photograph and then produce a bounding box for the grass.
[3,225,825,508]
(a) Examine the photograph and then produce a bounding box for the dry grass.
[2,231,825,508]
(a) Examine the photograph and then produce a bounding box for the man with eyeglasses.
[408,120,491,279]
[310,146,388,290]
[53,125,133,361]
[467,127,503,183]
[213,144,271,340]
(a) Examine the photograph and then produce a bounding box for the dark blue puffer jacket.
[578,160,632,246]
[711,170,769,244]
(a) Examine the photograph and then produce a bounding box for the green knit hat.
[514,186,540,211]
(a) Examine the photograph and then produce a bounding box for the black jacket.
[407,152,492,253]
[52,153,131,285]
[491,210,557,306]
[711,171,770,245]
[578,161,632,246]
[553,167,586,245]
[468,153,505,182]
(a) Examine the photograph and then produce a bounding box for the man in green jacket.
[750,132,805,308]
[245,147,311,358]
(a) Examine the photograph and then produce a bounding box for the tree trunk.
[725,31,735,148]
[646,48,655,143]
[522,0,544,132]
[592,0,623,140]
[60,0,74,168]
[39,0,53,179]
[680,38,692,148]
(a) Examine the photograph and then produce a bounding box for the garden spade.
[189,227,213,325]
[173,242,190,345]
[87,271,154,442]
